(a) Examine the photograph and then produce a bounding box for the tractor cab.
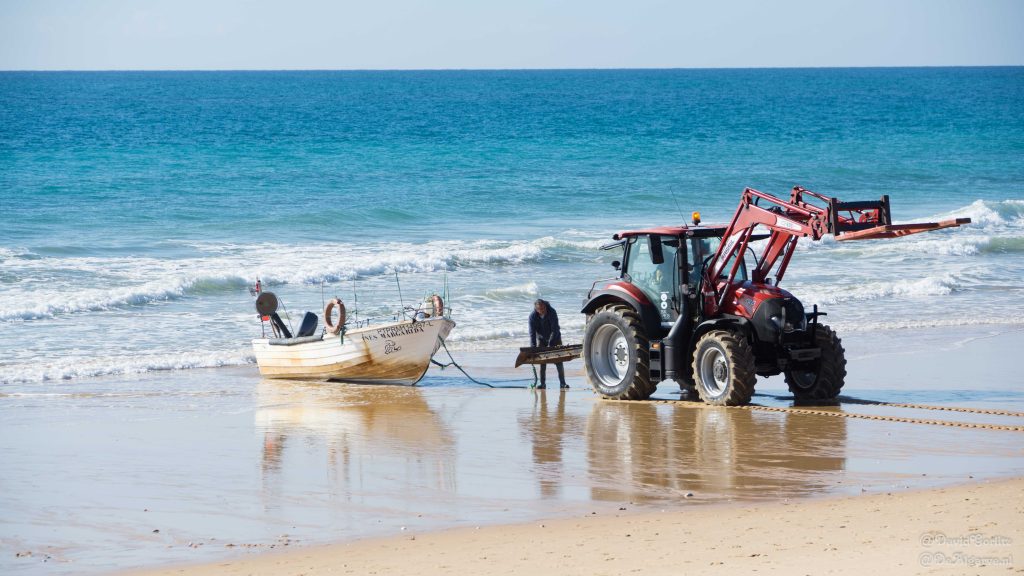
[612,226,749,324]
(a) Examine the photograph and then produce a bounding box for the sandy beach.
[129,477,1023,576]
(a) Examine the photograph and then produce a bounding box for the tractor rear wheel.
[583,303,656,400]
[784,325,846,402]
[691,330,756,406]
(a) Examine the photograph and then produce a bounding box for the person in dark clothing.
[529,299,568,389]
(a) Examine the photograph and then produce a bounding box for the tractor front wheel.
[784,325,847,402]
[583,304,656,400]
[691,330,756,406]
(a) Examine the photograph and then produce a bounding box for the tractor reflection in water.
[585,401,848,503]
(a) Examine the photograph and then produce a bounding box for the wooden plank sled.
[514,344,583,367]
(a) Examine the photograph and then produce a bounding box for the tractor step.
[836,217,971,241]
[514,344,583,367]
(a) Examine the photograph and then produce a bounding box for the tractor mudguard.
[582,289,663,339]
[691,316,754,346]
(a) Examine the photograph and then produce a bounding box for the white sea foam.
[0,274,252,321]
[832,315,1024,333]
[445,315,587,345]
[0,349,255,385]
[0,236,600,322]
[795,274,960,306]
[482,282,541,300]
[927,199,1024,227]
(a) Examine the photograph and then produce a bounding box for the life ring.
[431,294,444,318]
[324,298,346,335]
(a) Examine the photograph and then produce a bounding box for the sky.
[1,0,1022,70]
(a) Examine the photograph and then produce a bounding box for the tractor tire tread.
[584,303,656,401]
[692,329,756,406]
[785,325,847,401]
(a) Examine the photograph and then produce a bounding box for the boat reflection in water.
[584,400,848,503]
[256,379,456,511]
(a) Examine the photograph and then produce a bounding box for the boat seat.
[296,311,318,337]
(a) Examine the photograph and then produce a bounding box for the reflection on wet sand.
[514,390,849,504]
[253,378,1014,515]
[586,401,847,502]
[259,382,853,507]
[256,380,456,502]
[517,390,585,499]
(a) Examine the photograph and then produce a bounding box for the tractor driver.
[648,267,667,294]
[529,299,569,390]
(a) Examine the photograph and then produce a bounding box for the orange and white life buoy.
[431,294,444,318]
[324,298,346,335]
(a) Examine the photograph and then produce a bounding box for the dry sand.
[130,477,1023,576]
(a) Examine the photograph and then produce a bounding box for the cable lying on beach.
[611,398,1024,432]
[431,338,538,389]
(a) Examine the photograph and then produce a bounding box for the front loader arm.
[702,186,971,317]
[703,188,822,314]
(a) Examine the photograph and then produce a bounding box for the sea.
[1,67,1023,385]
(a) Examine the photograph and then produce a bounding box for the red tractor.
[581,186,970,405]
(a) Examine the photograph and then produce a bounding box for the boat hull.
[252,317,455,385]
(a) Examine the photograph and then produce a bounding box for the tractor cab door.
[624,234,683,322]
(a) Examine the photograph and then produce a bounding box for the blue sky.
[1,0,1021,70]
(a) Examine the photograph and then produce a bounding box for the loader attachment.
[835,218,972,241]
[514,344,583,367]
[796,188,973,241]
[702,186,974,318]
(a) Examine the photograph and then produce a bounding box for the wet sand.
[2,326,1023,574]
[129,477,1024,576]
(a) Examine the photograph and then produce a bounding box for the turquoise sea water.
[1,68,1023,384]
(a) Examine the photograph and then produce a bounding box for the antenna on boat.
[352,277,358,325]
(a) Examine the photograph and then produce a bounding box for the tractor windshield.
[689,237,748,287]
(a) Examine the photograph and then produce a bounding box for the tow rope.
[606,398,1024,432]
[430,338,538,389]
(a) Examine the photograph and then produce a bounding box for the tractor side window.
[626,235,678,319]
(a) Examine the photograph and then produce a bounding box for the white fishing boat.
[250,287,454,385]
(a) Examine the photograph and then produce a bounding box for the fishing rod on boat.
[394,270,406,319]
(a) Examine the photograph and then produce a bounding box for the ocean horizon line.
[2,64,1022,73]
